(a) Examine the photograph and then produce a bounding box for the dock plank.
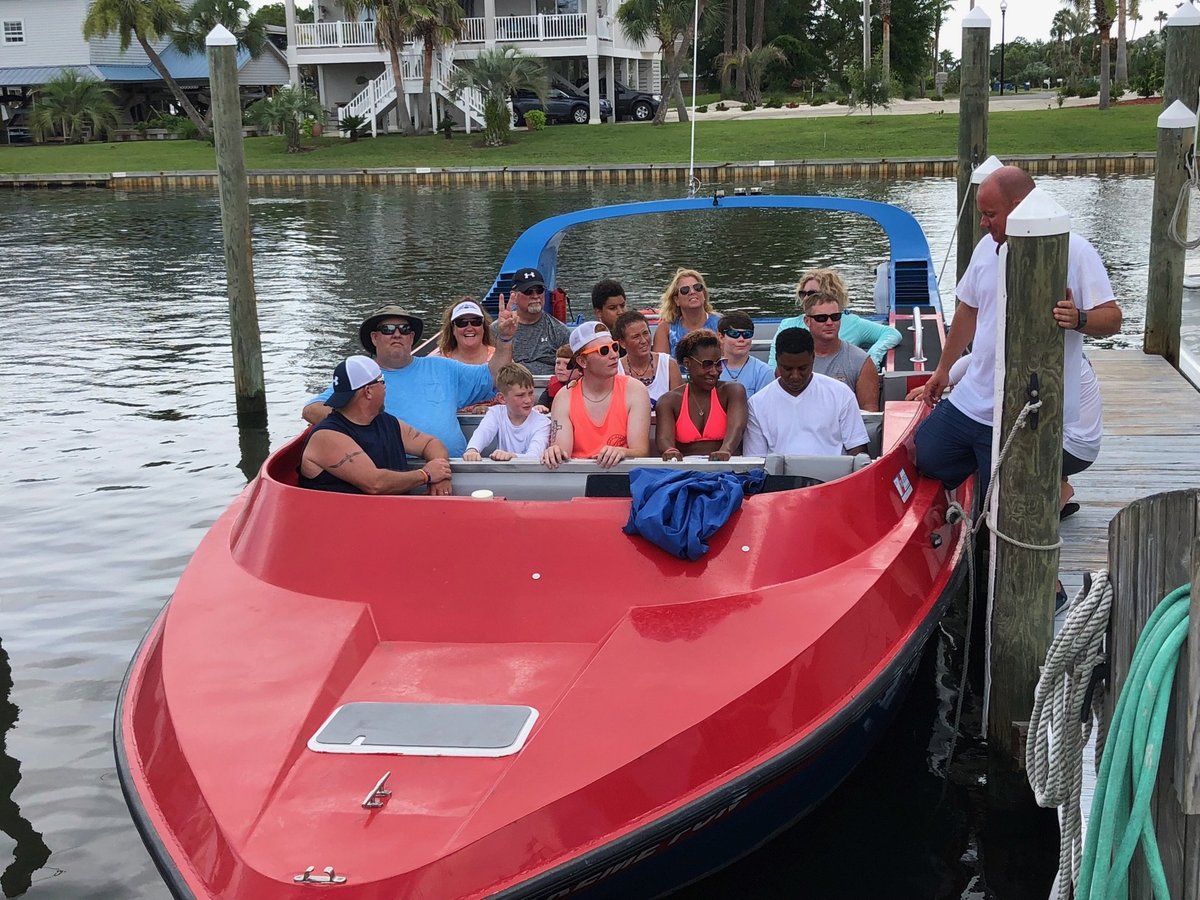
[1059,350,1200,578]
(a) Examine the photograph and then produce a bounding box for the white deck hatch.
[308,702,539,757]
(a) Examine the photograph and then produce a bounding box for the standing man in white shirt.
[915,165,1122,492]
[744,328,869,457]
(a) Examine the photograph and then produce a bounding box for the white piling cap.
[971,155,1005,185]
[963,6,992,28]
[206,24,237,46]
[1166,2,1200,26]
[1007,187,1071,238]
[1159,99,1199,129]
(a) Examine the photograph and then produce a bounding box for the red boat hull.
[116,403,968,899]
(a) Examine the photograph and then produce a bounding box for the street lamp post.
[999,0,1008,95]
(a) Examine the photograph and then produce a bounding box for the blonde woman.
[768,268,902,368]
[651,268,721,356]
[432,298,495,365]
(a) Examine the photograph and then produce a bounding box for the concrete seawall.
[0,152,1155,190]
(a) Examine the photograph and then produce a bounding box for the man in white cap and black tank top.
[299,356,454,495]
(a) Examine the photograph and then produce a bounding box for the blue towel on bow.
[622,468,767,560]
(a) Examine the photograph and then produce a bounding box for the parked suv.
[512,88,612,125]
[574,79,661,122]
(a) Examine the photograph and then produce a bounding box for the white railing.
[495,13,587,41]
[460,17,486,43]
[295,20,378,47]
[299,14,591,48]
[340,51,484,136]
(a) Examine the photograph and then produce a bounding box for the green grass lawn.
[0,105,1159,175]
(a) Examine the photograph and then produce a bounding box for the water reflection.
[0,641,52,898]
[237,425,272,482]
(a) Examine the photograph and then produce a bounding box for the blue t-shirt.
[309,357,493,457]
[667,313,722,356]
[719,355,775,397]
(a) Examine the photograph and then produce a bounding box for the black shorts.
[1062,449,1094,478]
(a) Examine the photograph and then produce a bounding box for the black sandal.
[1060,502,1081,520]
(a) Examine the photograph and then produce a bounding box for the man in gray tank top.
[804,292,880,411]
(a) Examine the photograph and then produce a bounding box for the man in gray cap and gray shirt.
[501,267,570,376]
[304,303,517,457]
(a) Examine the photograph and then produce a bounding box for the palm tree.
[1114,0,1137,85]
[402,0,464,134]
[342,0,417,136]
[718,45,785,105]
[171,0,266,58]
[881,0,891,84]
[617,0,707,124]
[29,69,119,143]
[245,85,323,151]
[1092,0,1116,107]
[449,46,547,147]
[82,0,209,138]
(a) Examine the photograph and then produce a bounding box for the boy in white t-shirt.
[463,363,551,461]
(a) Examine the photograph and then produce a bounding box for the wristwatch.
[1074,309,1088,332]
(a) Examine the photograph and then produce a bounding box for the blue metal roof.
[0,65,104,86]
[96,45,252,82]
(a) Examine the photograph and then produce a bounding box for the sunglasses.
[806,312,843,323]
[798,289,821,299]
[375,322,415,336]
[677,284,705,296]
[453,316,484,328]
[578,341,621,359]
[520,286,546,296]
[367,376,385,386]
[721,328,754,340]
[688,356,727,372]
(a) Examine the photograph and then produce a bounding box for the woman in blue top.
[652,267,721,357]
[768,268,903,369]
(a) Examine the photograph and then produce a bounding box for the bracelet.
[665,447,680,456]
[499,336,513,343]
[420,468,431,485]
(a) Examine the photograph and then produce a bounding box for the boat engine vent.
[893,261,932,308]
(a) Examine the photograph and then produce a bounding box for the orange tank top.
[674,384,728,444]
[569,376,630,459]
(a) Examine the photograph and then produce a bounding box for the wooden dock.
[1058,349,1200,586]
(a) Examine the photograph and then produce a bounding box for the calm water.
[0,175,1191,899]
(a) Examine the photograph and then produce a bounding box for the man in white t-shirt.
[915,165,1123,492]
[744,327,869,457]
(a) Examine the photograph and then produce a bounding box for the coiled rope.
[1076,583,1192,900]
[1026,571,1114,900]
[1168,92,1199,250]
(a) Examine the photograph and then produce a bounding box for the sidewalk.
[662,92,1111,123]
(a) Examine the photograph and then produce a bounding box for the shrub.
[1077,78,1099,99]
[810,95,827,107]
[764,94,784,109]
[929,93,945,102]
[834,94,850,106]
[522,108,547,130]
[696,105,708,113]
[175,118,199,140]
[741,103,755,111]
[785,101,799,108]
[339,112,369,141]
[715,102,728,111]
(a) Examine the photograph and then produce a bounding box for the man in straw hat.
[304,299,518,457]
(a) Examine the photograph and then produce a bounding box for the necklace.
[725,360,747,381]
[581,384,614,403]
[625,355,656,386]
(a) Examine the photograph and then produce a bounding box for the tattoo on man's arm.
[328,450,363,470]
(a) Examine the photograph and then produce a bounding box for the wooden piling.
[1105,489,1200,898]
[987,187,1069,798]
[1143,3,1200,366]
[1144,102,1197,368]
[207,25,267,428]
[956,7,990,281]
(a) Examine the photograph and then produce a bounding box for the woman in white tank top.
[613,310,683,405]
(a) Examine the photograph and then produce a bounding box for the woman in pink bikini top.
[654,329,749,461]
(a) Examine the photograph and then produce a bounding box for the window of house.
[2,20,25,43]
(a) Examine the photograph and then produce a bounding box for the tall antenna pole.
[863,0,871,69]
[687,0,700,196]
